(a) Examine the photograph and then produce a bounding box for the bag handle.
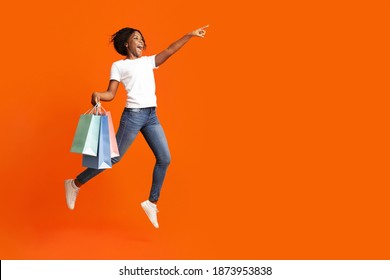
[83,102,106,115]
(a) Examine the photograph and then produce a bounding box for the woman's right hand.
[91,92,100,106]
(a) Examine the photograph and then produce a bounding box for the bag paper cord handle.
[83,102,102,115]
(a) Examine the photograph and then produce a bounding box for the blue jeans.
[76,107,171,202]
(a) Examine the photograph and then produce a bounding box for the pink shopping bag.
[105,111,120,158]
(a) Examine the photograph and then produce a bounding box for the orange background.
[0,0,389,259]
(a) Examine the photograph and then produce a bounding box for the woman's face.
[126,31,145,58]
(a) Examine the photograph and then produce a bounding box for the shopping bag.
[82,115,112,169]
[106,111,120,158]
[70,105,101,156]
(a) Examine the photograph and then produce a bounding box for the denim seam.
[117,115,129,149]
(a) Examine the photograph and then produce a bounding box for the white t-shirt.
[110,55,158,108]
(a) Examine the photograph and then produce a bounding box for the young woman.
[65,25,209,228]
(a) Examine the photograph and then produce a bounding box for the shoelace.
[72,185,79,195]
[148,202,159,213]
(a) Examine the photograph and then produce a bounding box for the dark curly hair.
[111,27,146,56]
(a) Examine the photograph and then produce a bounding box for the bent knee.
[157,154,171,166]
[111,156,122,165]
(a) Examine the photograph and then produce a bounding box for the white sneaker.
[64,179,80,210]
[141,200,159,228]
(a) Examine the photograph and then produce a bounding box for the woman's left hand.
[188,25,209,38]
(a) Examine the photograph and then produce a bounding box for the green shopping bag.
[70,104,101,156]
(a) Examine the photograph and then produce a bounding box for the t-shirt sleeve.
[110,63,121,82]
[149,55,159,69]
